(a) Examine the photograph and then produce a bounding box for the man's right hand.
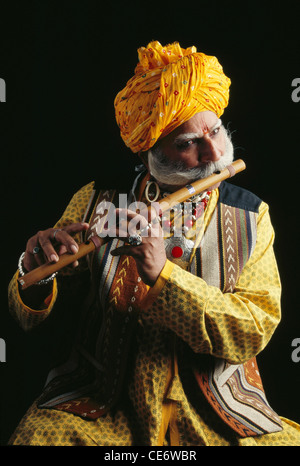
[23,222,90,272]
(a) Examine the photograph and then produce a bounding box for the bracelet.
[18,252,58,286]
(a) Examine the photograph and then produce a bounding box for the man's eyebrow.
[174,119,222,144]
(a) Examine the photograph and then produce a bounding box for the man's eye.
[210,127,220,136]
[176,140,195,150]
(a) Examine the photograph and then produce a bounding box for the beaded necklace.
[144,179,211,270]
[161,190,211,269]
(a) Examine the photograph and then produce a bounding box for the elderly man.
[8,41,300,446]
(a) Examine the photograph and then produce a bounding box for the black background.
[0,0,299,446]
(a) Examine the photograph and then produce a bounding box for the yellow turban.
[114,41,231,154]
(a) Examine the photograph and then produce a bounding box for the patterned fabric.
[36,188,150,417]
[195,358,282,437]
[190,200,282,437]
[193,203,257,293]
[9,398,300,446]
[114,41,231,153]
[142,195,281,365]
[7,180,300,446]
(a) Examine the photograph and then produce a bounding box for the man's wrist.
[17,271,55,311]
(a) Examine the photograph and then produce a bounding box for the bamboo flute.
[18,159,246,289]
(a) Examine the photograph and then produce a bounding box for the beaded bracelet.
[18,252,58,286]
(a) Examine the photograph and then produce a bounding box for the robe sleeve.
[8,182,95,332]
[141,201,281,364]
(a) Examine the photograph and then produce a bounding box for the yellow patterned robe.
[8,181,300,446]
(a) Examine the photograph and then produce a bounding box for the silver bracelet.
[18,252,58,286]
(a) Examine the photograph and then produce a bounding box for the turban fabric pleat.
[114,41,231,153]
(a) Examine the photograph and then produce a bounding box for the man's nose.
[199,135,222,163]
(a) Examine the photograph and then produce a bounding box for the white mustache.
[148,129,234,187]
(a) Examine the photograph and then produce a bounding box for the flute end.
[17,276,29,290]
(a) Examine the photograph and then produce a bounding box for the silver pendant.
[164,236,195,269]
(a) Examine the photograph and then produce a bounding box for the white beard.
[148,126,234,189]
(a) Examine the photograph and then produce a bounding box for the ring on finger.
[128,234,143,246]
[53,229,62,241]
[33,246,40,254]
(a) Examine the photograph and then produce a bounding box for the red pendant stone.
[171,246,183,258]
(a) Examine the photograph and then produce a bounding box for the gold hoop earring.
[145,180,160,202]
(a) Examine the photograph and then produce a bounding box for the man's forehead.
[156,111,220,149]
[170,113,220,141]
